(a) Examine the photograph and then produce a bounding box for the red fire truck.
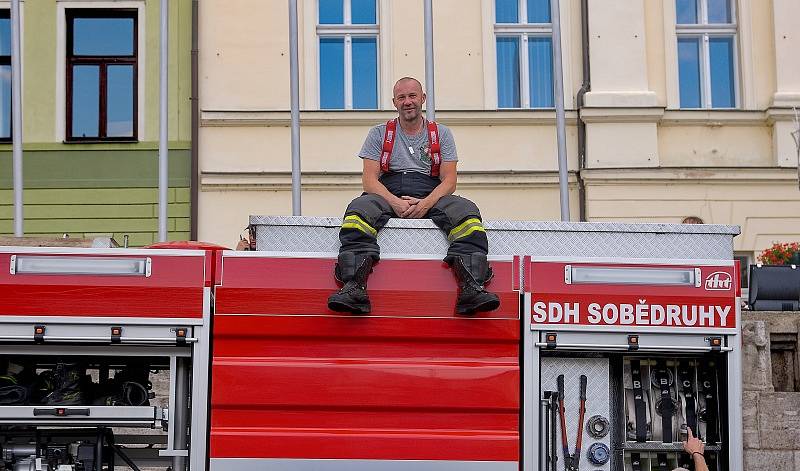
[0,218,742,471]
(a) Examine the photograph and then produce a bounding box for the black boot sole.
[457,298,500,316]
[328,300,371,315]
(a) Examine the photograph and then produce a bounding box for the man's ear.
[421,93,426,104]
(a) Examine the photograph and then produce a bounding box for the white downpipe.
[289,0,302,215]
[551,0,570,221]
[424,0,435,122]
[11,0,23,236]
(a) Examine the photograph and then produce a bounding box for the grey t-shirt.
[359,119,458,175]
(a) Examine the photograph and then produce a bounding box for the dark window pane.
[352,0,376,24]
[529,37,553,108]
[676,0,698,24]
[319,0,343,24]
[107,65,134,137]
[496,37,520,108]
[495,0,519,23]
[527,0,551,23]
[709,36,735,108]
[707,0,731,23]
[678,38,701,108]
[352,37,377,109]
[734,254,750,288]
[73,17,134,56]
[72,65,100,138]
[0,64,9,138]
[0,17,9,56]
[319,37,344,109]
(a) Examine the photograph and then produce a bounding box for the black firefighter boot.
[453,253,501,315]
[328,252,374,314]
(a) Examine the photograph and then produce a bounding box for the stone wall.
[742,311,800,471]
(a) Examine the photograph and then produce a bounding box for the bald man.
[328,77,499,316]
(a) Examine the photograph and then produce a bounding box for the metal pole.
[289,0,302,215]
[792,107,799,190]
[423,0,435,122]
[551,0,570,221]
[158,0,169,242]
[190,0,199,239]
[172,357,190,471]
[11,0,23,236]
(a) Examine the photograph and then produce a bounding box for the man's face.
[392,80,426,122]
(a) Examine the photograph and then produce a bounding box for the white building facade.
[198,0,800,277]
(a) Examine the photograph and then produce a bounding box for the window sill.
[661,109,767,126]
[63,139,139,144]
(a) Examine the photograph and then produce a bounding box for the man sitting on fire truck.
[327,77,500,316]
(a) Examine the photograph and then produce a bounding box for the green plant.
[758,242,800,265]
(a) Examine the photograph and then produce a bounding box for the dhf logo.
[704,271,732,291]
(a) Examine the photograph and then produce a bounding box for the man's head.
[392,77,426,123]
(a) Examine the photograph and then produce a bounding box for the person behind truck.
[327,77,500,316]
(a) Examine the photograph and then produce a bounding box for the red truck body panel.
[211,255,521,461]
[529,260,738,331]
[0,249,207,318]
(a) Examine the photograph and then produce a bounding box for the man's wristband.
[692,452,704,459]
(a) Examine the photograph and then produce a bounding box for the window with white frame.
[494,0,553,109]
[675,0,737,108]
[317,0,378,110]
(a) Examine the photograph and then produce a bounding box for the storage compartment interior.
[540,352,730,471]
[0,354,177,470]
[0,355,167,409]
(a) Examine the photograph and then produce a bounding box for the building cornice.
[765,107,800,123]
[580,167,798,183]
[579,107,664,123]
[200,110,579,127]
[660,110,768,126]
[200,171,579,191]
[201,108,792,128]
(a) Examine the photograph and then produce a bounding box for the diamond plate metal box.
[250,216,740,260]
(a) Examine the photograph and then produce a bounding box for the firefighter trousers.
[338,192,489,262]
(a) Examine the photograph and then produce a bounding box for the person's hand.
[389,196,414,216]
[235,237,251,251]
[401,196,432,219]
[684,427,709,471]
[683,427,705,455]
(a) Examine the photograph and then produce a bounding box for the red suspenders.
[427,120,442,177]
[380,119,397,173]
[380,118,442,177]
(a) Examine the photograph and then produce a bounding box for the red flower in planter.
[758,242,800,265]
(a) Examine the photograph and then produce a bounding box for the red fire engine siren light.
[565,265,701,287]
[10,255,151,277]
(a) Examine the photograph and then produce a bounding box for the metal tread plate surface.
[250,216,738,259]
